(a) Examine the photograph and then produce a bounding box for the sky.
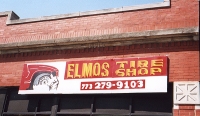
[0,0,163,19]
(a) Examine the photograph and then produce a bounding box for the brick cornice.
[0,27,198,54]
[0,41,198,60]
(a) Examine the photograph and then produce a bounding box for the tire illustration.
[27,71,51,90]
[33,73,51,86]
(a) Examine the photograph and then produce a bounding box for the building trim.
[0,27,198,54]
[0,0,170,25]
[173,81,200,105]
[196,105,200,109]
[173,105,179,109]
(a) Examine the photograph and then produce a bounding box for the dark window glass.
[1,83,172,116]
[95,95,130,115]
[59,95,92,114]
[0,88,7,113]
[7,88,38,112]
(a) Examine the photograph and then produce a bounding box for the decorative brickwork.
[174,82,200,104]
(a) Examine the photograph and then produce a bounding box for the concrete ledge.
[195,105,200,109]
[0,0,170,25]
[0,36,196,54]
[0,27,198,49]
[0,27,198,54]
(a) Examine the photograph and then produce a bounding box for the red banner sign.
[65,57,167,79]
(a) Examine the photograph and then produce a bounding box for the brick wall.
[0,41,199,86]
[0,1,199,115]
[196,109,200,116]
[173,105,200,116]
[0,0,199,44]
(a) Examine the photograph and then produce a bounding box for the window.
[0,83,173,116]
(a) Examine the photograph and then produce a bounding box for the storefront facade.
[0,0,199,116]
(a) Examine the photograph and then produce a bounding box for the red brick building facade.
[0,0,199,116]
